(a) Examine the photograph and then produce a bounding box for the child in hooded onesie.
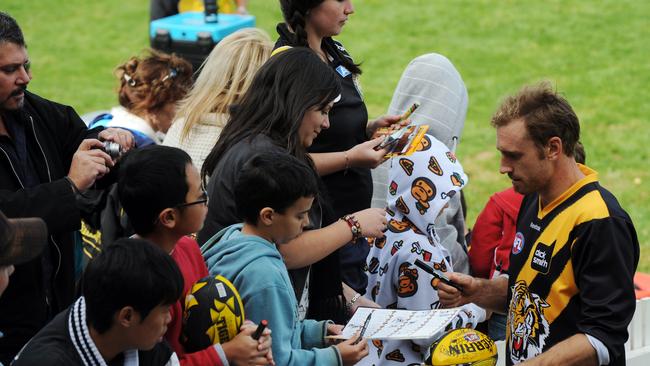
[360,134,486,365]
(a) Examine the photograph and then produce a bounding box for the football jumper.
[505,165,638,366]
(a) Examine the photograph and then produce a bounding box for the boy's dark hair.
[118,145,192,235]
[82,238,183,333]
[0,12,25,46]
[491,81,580,158]
[234,151,318,224]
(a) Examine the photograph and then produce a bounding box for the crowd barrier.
[494,298,650,365]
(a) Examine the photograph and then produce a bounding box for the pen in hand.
[414,259,464,293]
[252,319,268,340]
[354,312,372,345]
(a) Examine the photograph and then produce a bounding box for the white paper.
[338,307,462,340]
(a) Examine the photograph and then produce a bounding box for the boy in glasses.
[117,145,273,366]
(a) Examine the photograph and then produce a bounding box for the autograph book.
[328,307,461,341]
[374,124,429,158]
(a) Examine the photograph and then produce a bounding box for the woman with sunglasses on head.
[276,0,403,298]
[198,47,386,326]
[91,50,193,147]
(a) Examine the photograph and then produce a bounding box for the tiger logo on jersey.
[508,281,550,363]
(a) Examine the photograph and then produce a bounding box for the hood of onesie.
[385,134,468,239]
[387,53,468,150]
[373,53,468,209]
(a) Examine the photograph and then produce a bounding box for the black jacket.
[0,91,101,361]
[11,298,175,366]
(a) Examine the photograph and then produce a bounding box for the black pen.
[354,312,372,344]
[414,259,464,293]
[252,319,268,340]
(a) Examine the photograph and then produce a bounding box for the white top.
[162,113,226,172]
[106,106,164,144]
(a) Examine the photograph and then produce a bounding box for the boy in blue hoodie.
[203,152,369,366]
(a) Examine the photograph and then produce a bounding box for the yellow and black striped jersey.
[505,164,638,366]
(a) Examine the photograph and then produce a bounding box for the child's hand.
[327,323,344,335]
[335,332,369,365]
[353,208,387,238]
[222,321,274,366]
[249,321,274,366]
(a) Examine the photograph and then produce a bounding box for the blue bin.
[150,12,256,72]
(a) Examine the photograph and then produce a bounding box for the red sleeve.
[167,237,223,365]
[468,195,505,279]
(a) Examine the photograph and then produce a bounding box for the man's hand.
[437,272,478,308]
[98,127,135,152]
[438,274,509,314]
[67,139,113,191]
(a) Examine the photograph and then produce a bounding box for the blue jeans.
[489,313,507,341]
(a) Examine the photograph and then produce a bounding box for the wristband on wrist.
[341,214,361,242]
[345,293,361,314]
[343,151,350,175]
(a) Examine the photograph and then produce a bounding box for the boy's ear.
[116,306,137,328]
[259,207,275,226]
[157,208,177,229]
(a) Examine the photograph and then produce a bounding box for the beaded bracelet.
[341,215,362,242]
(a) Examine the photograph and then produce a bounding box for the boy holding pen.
[203,151,369,366]
[117,145,273,366]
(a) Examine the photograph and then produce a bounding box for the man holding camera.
[0,12,134,362]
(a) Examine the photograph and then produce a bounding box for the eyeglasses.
[175,189,209,208]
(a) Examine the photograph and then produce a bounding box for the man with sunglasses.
[0,12,135,362]
[117,145,274,366]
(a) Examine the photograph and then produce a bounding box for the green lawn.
[4,0,648,270]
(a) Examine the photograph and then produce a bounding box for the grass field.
[3,0,648,270]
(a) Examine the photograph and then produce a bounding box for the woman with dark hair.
[276,0,403,297]
[198,47,386,323]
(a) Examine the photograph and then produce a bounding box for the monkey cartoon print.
[360,134,486,366]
